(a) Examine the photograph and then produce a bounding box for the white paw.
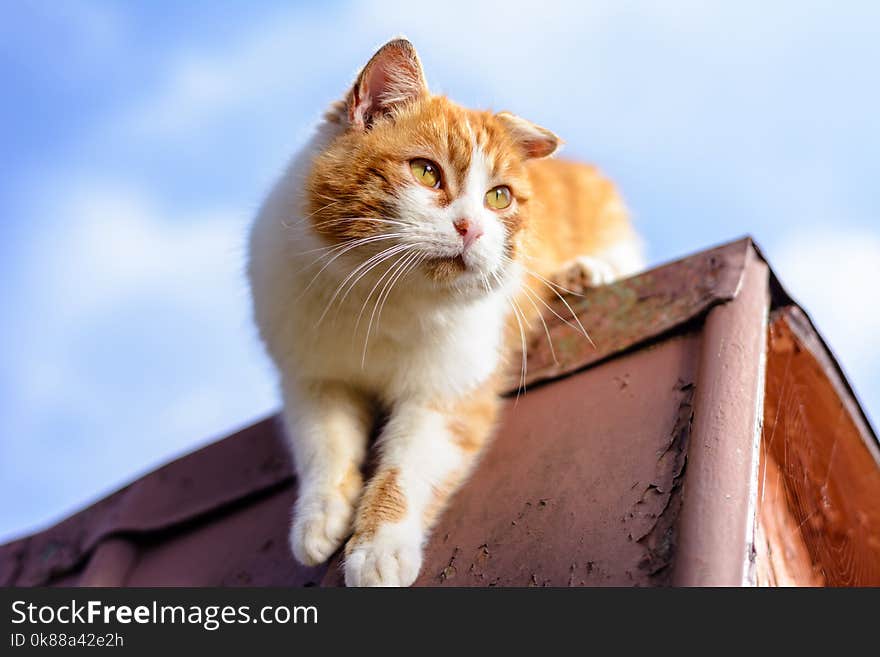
[344,525,423,587]
[553,255,617,292]
[290,489,357,567]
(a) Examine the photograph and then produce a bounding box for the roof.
[2,237,878,587]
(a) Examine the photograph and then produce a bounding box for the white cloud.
[23,0,127,75]
[6,0,880,542]
[31,184,241,316]
[115,8,363,138]
[3,180,279,540]
[111,0,620,139]
[771,227,880,411]
[16,178,277,411]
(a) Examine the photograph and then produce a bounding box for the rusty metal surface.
[756,308,880,585]
[0,419,293,586]
[0,239,749,587]
[368,336,699,587]
[672,248,769,586]
[2,334,702,587]
[507,237,750,391]
[754,451,825,586]
[3,237,877,587]
[750,240,878,446]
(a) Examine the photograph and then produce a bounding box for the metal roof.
[3,237,877,586]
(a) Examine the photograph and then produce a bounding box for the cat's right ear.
[346,39,428,130]
[496,112,560,159]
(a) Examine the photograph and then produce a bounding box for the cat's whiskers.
[295,232,403,264]
[360,251,412,367]
[349,243,430,334]
[375,251,427,329]
[336,242,427,311]
[283,199,342,227]
[508,296,530,400]
[285,215,411,257]
[297,233,408,295]
[520,253,586,297]
[519,284,558,365]
[311,216,411,231]
[490,268,528,400]
[480,270,531,395]
[372,249,424,328]
[289,218,412,258]
[479,273,492,296]
[289,232,399,259]
[519,280,589,345]
[505,256,595,348]
[361,249,425,367]
[354,250,414,334]
[315,242,413,327]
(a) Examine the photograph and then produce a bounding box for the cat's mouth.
[424,254,468,282]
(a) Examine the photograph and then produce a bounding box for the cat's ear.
[496,112,561,159]
[347,39,428,130]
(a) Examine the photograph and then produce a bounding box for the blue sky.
[1,0,878,542]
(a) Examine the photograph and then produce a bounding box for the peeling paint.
[631,380,694,583]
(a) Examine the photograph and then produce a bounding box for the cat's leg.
[283,380,373,566]
[343,387,499,586]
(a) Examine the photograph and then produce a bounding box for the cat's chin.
[417,256,507,299]
[423,254,468,282]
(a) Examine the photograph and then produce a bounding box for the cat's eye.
[410,158,442,189]
[485,185,512,210]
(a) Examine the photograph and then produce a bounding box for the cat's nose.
[453,218,484,251]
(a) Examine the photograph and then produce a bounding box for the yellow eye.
[485,185,512,210]
[410,158,441,188]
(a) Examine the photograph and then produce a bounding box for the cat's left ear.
[348,39,428,130]
[496,112,561,159]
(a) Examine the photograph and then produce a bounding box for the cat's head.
[305,38,559,297]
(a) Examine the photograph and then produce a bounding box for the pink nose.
[453,218,484,251]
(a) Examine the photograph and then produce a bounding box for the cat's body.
[248,39,642,586]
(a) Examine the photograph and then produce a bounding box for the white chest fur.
[250,217,511,406]
[285,251,504,400]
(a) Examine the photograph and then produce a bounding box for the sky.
[1,0,878,542]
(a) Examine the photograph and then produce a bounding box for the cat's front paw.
[552,255,617,293]
[344,524,423,587]
[290,489,357,567]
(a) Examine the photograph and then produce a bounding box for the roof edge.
[502,236,753,393]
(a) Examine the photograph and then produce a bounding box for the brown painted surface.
[0,418,293,587]
[673,249,769,586]
[4,238,879,587]
[331,334,700,586]
[506,237,749,391]
[754,454,825,586]
[757,308,880,586]
[1,333,701,587]
[0,240,731,587]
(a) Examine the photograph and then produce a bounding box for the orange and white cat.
[248,39,642,586]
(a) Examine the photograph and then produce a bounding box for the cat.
[247,38,643,586]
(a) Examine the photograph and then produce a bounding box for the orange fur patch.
[306,96,534,250]
[348,467,407,547]
[444,386,499,454]
[521,158,634,274]
[420,386,500,527]
[423,471,463,528]
[338,464,363,505]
